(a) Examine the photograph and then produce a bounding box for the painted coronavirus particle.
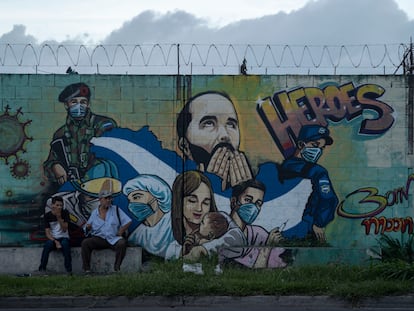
[0,106,32,164]
[10,159,31,179]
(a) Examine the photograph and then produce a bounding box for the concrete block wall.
[0,247,142,275]
[0,74,412,268]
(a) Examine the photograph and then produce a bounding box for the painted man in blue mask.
[43,83,117,188]
[279,124,338,242]
[221,179,289,268]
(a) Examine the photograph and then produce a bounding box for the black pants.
[81,236,127,271]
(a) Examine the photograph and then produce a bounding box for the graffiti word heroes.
[257,82,394,158]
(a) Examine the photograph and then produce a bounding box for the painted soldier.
[43,83,117,186]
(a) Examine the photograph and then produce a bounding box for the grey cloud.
[2,0,412,46]
[101,0,413,45]
[0,25,37,44]
[103,10,213,44]
[0,0,412,74]
[211,0,412,45]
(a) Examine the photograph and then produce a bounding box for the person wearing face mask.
[43,82,117,189]
[122,174,175,258]
[221,179,289,268]
[278,124,338,242]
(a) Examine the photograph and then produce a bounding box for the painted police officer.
[279,124,338,242]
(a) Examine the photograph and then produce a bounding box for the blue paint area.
[59,126,304,236]
[96,126,301,200]
[255,162,302,202]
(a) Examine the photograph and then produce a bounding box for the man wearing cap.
[43,82,117,187]
[278,124,338,242]
[46,159,122,246]
[81,179,132,273]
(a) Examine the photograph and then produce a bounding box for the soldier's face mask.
[68,103,88,118]
[66,98,89,119]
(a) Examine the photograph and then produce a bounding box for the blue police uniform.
[279,157,338,239]
[279,125,338,239]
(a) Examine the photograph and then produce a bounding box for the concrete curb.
[1,295,414,309]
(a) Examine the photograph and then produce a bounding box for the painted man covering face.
[177,92,252,190]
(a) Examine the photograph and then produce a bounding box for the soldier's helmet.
[71,159,121,198]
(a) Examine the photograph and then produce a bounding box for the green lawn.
[0,258,413,301]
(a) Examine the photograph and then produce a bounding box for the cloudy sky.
[1,0,413,74]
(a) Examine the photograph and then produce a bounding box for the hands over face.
[206,147,252,190]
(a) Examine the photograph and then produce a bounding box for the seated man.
[39,196,72,274]
[81,180,132,273]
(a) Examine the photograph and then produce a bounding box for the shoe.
[114,265,120,272]
[34,270,48,276]
[214,264,223,275]
[83,270,91,275]
[182,263,204,275]
[16,273,32,277]
[140,261,152,272]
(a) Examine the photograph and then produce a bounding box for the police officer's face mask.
[68,102,88,119]
[301,147,322,163]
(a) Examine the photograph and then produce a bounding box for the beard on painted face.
[188,141,235,168]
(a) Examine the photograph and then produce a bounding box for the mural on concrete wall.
[0,75,409,268]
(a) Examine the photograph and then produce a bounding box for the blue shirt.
[279,157,338,238]
[86,205,131,245]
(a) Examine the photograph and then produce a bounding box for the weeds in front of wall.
[368,234,414,281]
[1,236,414,299]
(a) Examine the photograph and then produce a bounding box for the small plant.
[377,234,414,263]
[369,234,414,281]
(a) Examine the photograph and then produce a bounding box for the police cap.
[297,124,333,145]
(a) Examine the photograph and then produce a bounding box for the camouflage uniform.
[43,109,117,182]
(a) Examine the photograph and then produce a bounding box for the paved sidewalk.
[1,295,414,309]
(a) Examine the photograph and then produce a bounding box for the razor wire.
[0,43,410,75]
